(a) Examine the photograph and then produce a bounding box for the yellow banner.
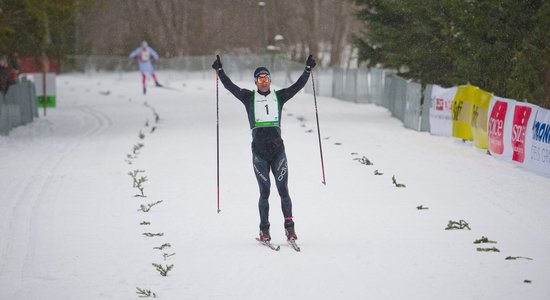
[470,87,492,149]
[451,85,475,140]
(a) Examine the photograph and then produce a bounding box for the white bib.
[140,49,151,61]
[254,90,280,128]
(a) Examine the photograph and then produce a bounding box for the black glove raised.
[305,54,316,71]
[212,55,222,70]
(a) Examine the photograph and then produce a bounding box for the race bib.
[254,91,279,128]
[140,49,151,61]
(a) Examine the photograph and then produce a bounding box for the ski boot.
[155,81,163,87]
[285,226,297,241]
[259,228,271,242]
[143,87,147,95]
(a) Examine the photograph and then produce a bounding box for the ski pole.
[216,69,221,213]
[311,71,326,185]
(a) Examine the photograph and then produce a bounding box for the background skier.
[211,54,316,243]
[129,41,162,94]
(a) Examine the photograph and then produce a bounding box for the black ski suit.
[218,68,311,231]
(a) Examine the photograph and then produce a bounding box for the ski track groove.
[0,104,112,295]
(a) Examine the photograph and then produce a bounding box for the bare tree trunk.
[307,0,320,59]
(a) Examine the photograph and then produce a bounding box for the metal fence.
[302,66,432,132]
[0,78,38,135]
[63,55,432,132]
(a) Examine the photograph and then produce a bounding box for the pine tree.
[351,0,550,108]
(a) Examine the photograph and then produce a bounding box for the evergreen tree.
[351,0,550,108]
[0,0,89,59]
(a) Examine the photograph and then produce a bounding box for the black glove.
[212,55,222,70]
[305,54,316,71]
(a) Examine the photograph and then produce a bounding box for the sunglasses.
[256,74,271,84]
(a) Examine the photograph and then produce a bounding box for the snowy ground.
[1,71,549,300]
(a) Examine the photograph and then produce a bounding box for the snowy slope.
[0,71,549,300]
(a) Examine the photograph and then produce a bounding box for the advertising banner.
[451,85,476,140]
[510,102,535,164]
[429,85,456,137]
[25,73,57,107]
[470,88,492,149]
[526,106,550,177]
[488,96,516,160]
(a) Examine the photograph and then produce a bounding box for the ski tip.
[217,209,221,214]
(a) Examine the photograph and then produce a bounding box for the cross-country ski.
[255,238,280,251]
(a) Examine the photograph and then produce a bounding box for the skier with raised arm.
[129,41,162,94]
[212,54,316,249]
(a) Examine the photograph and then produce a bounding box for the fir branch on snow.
[354,156,373,165]
[128,170,145,187]
[143,232,164,237]
[445,220,471,230]
[154,243,172,250]
[374,169,384,175]
[473,236,497,244]
[476,247,500,252]
[305,129,313,133]
[145,119,149,127]
[136,175,148,186]
[137,200,163,212]
[150,126,157,133]
[136,287,157,298]
[163,252,176,260]
[154,112,160,123]
[152,263,173,276]
[416,205,429,210]
[524,280,532,283]
[505,256,533,261]
[133,143,144,155]
[392,175,406,187]
[134,176,149,197]
[139,131,145,139]
[140,221,151,225]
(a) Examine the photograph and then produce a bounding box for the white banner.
[429,85,456,136]
[25,73,57,96]
[525,106,550,177]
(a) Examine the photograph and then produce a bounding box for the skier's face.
[255,74,270,92]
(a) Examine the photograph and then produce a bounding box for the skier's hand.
[212,55,222,71]
[305,55,316,71]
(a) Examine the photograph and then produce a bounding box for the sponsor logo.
[436,98,444,111]
[511,105,532,163]
[433,97,453,111]
[533,120,550,144]
[277,159,287,182]
[253,158,268,182]
[488,100,507,154]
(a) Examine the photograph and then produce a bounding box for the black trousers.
[252,146,294,231]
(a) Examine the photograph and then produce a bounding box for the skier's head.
[141,41,148,48]
[254,67,271,93]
